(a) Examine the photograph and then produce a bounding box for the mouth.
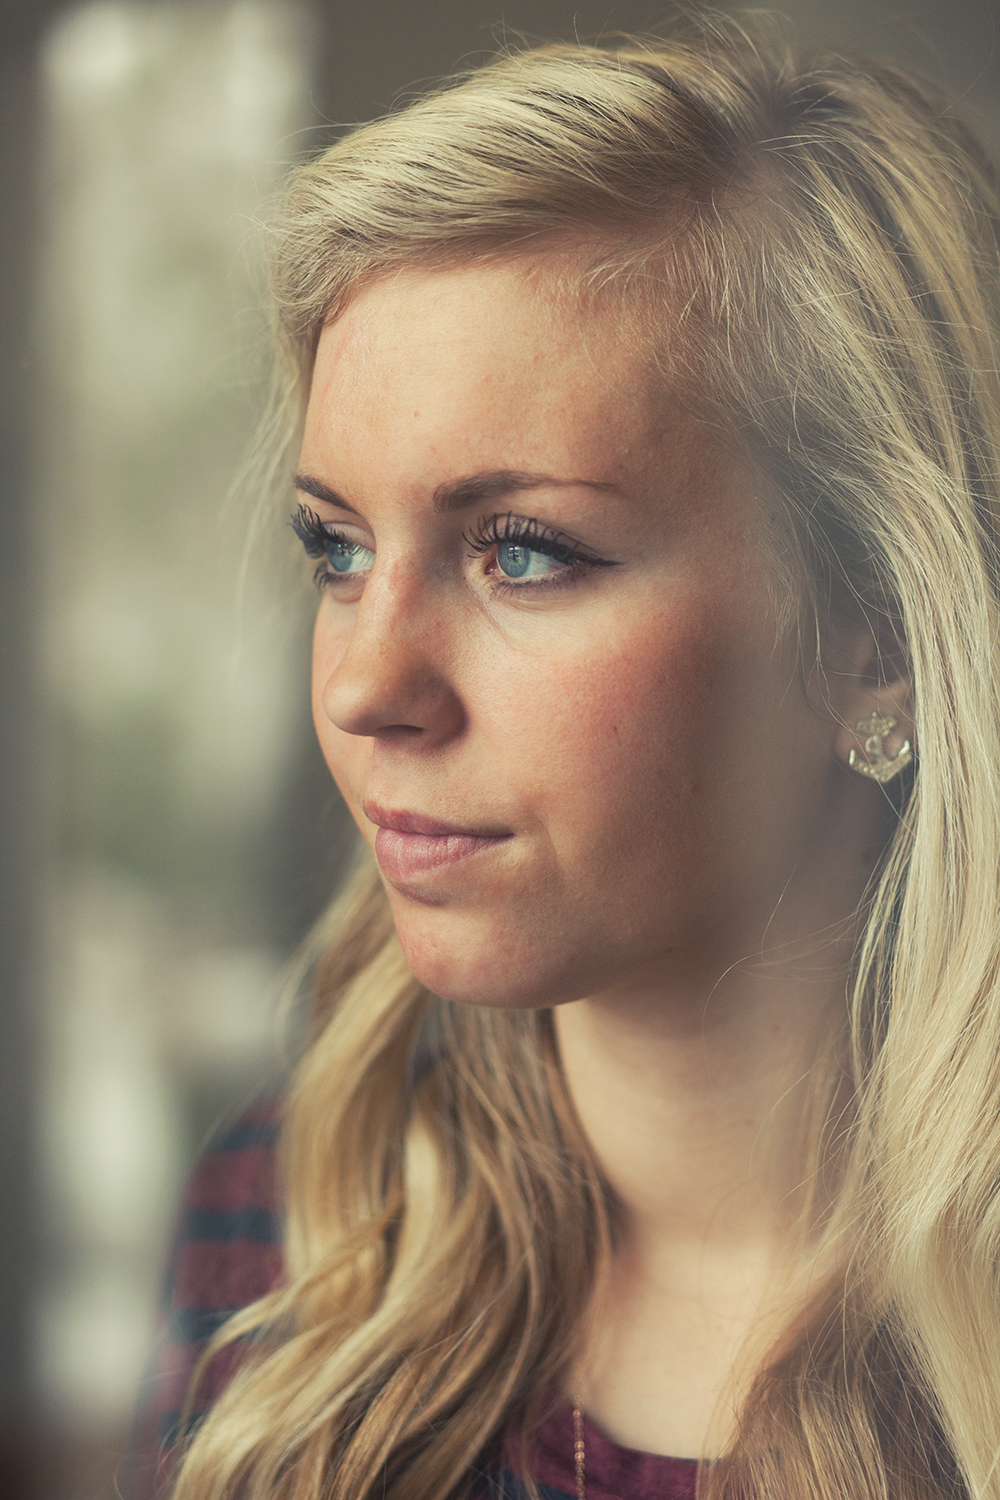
[363,802,513,883]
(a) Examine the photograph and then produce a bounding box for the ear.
[830,623,914,778]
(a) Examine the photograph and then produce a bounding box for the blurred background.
[0,0,996,1495]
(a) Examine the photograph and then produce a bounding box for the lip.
[363,802,512,883]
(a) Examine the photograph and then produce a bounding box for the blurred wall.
[0,1,997,1497]
[309,0,1000,155]
[0,5,82,1496]
[33,6,333,1488]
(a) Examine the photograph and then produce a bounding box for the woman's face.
[299,258,860,1010]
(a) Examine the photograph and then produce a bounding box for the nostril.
[376,723,426,740]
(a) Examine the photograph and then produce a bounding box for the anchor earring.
[848,710,913,783]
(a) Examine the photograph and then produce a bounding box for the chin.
[402,944,547,1011]
[389,903,594,1012]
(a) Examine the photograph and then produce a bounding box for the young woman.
[137,13,1000,1500]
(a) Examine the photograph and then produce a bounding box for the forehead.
[320,254,636,371]
[303,257,676,483]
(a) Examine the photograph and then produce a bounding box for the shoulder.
[170,1095,284,1329]
[123,1096,285,1498]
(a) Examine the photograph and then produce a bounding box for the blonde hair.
[170,13,1000,1499]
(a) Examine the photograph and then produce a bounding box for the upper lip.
[362,802,511,838]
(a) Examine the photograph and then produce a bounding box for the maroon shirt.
[522,1405,698,1500]
[126,1101,698,1500]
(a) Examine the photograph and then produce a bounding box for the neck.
[553,817,877,1459]
[555,942,852,1255]
[555,772,888,1260]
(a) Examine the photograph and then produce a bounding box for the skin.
[297,256,913,1459]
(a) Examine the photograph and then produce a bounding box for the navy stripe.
[182,1204,281,1243]
[471,1475,573,1500]
[207,1118,279,1153]
[169,1306,242,1344]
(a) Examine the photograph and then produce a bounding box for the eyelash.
[290,502,614,593]
[461,512,609,577]
[290,504,362,588]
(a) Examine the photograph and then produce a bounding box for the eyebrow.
[293,469,619,515]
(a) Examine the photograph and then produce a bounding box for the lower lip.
[374,826,510,883]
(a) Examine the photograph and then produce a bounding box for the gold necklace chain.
[572,1397,586,1500]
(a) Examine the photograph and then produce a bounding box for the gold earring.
[848,710,913,783]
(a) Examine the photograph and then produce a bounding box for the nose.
[316,564,466,746]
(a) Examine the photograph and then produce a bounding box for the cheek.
[483,594,746,836]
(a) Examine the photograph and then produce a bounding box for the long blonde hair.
[171,13,1000,1499]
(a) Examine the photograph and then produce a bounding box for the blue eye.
[496,542,559,580]
[290,506,375,590]
[463,511,617,592]
[327,536,372,574]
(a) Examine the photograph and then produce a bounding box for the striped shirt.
[124,1098,283,1498]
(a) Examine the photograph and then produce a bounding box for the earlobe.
[830,628,915,780]
[845,709,913,783]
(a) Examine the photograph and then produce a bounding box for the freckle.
[743,1118,754,1128]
